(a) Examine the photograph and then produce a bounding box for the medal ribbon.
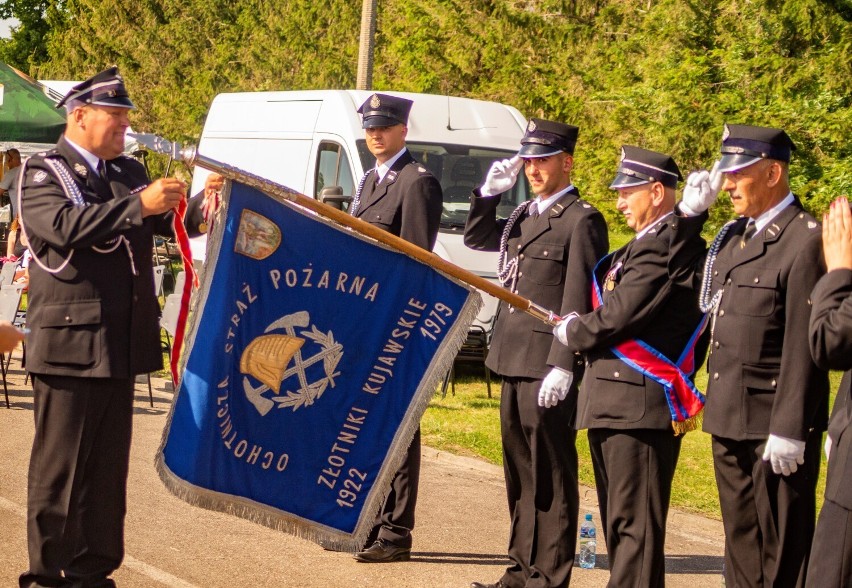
[591,253,708,433]
[169,196,199,386]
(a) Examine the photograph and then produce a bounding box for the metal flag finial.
[127,132,195,163]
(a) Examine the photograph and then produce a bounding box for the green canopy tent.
[0,62,65,144]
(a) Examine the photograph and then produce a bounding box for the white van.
[189,90,533,330]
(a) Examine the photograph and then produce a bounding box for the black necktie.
[97,159,108,182]
[528,201,540,218]
[741,220,756,249]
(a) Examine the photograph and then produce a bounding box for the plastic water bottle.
[579,513,596,569]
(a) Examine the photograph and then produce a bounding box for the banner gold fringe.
[672,411,703,436]
[155,179,482,553]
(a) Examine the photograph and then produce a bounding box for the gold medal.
[603,261,622,292]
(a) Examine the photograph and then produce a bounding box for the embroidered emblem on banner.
[73,163,88,177]
[241,311,343,416]
[235,209,282,260]
[34,170,48,183]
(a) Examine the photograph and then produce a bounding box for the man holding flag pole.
[17,66,214,588]
[553,146,709,587]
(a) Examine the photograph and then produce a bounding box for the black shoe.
[470,581,507,588]
[353,538,411,563]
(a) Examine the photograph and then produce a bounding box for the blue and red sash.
[591,253,708,434]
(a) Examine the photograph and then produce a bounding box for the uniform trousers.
[20,374,135,588]
[712,431,821,588]
[367,428,421,548]
[588,428,681,588]
[805,498,852,587]
[499,377,578,588]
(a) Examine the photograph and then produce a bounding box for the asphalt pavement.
[0,358,725,587]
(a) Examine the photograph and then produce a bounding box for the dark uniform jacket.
[669,199,829,441]
[352,150,443,251]
[809,268,852,509]
[464,187,609,381]
[564,217,709,430]
[20,136,205,379]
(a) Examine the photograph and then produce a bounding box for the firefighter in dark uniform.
[806,197,852,588]
[465,119,609,588]
[554,146,708,587]
[18,67,211,588]
[351,93,443,563]
[668,124,829,588]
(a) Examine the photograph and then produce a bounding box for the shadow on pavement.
[665,554,724,574]
[412,552,511,566]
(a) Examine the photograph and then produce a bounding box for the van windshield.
[356,140,530,228]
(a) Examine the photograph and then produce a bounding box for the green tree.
[0,0,62,69]
[16,0,850,228]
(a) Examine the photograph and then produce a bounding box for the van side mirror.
[318,186,352,211]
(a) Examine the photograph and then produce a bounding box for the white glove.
[679,161,724,216]
[825,434,833,462]
[538,367,574,408]
[552,313,578,346]
[479,155,524,198]
[762,434,806,476]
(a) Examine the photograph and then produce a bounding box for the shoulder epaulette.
[793,211,821,231]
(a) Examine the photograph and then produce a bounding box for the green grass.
[608,231,633,252]
[423,366,841,520]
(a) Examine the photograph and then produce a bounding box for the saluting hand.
[140,178,187,218]
[480,155,523,198]
[680,160,723,216]
[822,196,852,272]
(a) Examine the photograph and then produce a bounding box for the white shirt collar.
[750,192,795,234]
[375,147,408,182]
[635,211,673,240]
[64,136,101,173]
[534,184,575,213]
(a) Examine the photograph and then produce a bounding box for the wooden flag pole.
[130,134,561,328]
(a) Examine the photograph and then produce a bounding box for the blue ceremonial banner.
[156,180,480,550]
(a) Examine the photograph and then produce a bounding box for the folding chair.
[172,270,187,296]
[0,283,25,408]
[0,259,19,287]
[155,270,186,369]
[153,237,179,288]
[441,303,498,399]
[152,264,166,301]
[141,265,169,407]
[160,287,182,360]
